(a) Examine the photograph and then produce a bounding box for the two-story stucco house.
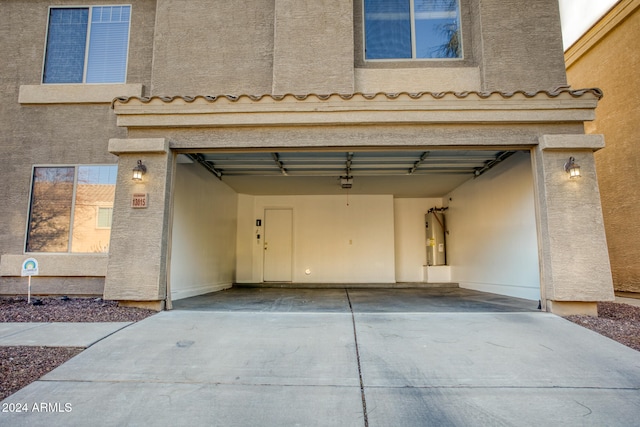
[0,0,614,315]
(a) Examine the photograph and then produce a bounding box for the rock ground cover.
[0,296,156,400]
[566,301,640,352]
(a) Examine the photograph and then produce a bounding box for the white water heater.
[425,210,446,266]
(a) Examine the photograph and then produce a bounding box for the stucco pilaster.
[477,0,567,91]
[272,0,354,94]
[532,135,614,313]
[104,139,174,306]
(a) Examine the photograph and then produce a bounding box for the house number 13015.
[131,193,148,208]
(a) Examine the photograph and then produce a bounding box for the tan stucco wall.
[0,254,107,297]
[148,0,569,96]
[352,0,567,92]
[104,139,174,302]
[0,0,156,263]
[565,0,640,293]
[151,0,275,95]
[273,0,354,94]
[354,68,482,93]
[475,0,567,91]
[532,137,614,304]
[1,254,108,277]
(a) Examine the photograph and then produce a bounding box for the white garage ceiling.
[181,149,518,197]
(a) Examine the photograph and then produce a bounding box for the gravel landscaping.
[1,296,638,402]
[0,296,156,323]
[0,296,156,401]
[566,301,640,352]
[0,346,83,401]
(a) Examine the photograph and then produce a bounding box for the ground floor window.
[26,165,117,253]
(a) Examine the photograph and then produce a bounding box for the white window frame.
[362,0,463,62]
[41,5,132,84]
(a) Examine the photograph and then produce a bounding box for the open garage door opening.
[168,148,541,305]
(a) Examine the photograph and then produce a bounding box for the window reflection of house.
[72,183,116,253]
[26,165,117,254]
[26,168,75,253]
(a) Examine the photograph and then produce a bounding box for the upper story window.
[43,5,131,84]
[364,0,461,60]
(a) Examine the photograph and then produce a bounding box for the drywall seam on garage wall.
[236,194,396,283]
[170,163,238,300]
[394,198,444,282]
[446,151,541,300]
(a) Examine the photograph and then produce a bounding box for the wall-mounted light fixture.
[132,160,147,181]
[564,157,581,179]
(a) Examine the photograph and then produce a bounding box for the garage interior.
[168,147,541,305]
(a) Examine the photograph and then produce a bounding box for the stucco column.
[104,138,174,310]
[532,135,614,316]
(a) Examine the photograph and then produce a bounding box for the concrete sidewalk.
[1,288,640,426]
[0,322,132,347]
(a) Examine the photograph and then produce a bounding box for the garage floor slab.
[172,287,538,313]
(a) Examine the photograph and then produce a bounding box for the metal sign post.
[21,258,39,304]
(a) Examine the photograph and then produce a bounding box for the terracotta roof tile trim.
[112,87,603,108]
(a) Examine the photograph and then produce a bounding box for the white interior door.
[263,209,293,282]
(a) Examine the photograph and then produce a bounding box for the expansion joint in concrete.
[346,289,369,427]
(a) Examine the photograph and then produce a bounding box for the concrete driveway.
[2,288,640,426]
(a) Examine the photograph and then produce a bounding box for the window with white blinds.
[43,6,131,84]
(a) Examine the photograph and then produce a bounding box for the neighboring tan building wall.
[565,0,640,294]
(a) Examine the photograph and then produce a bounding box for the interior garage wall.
[236,194,258,283]
[170,163,238,300]
[236,194,396,283]
[394,198,444,282]
[445,152,540,300]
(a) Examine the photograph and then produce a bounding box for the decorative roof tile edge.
[111,87,603,108]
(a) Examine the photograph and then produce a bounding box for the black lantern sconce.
[564,157,581,179]
[132,160,147,181]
